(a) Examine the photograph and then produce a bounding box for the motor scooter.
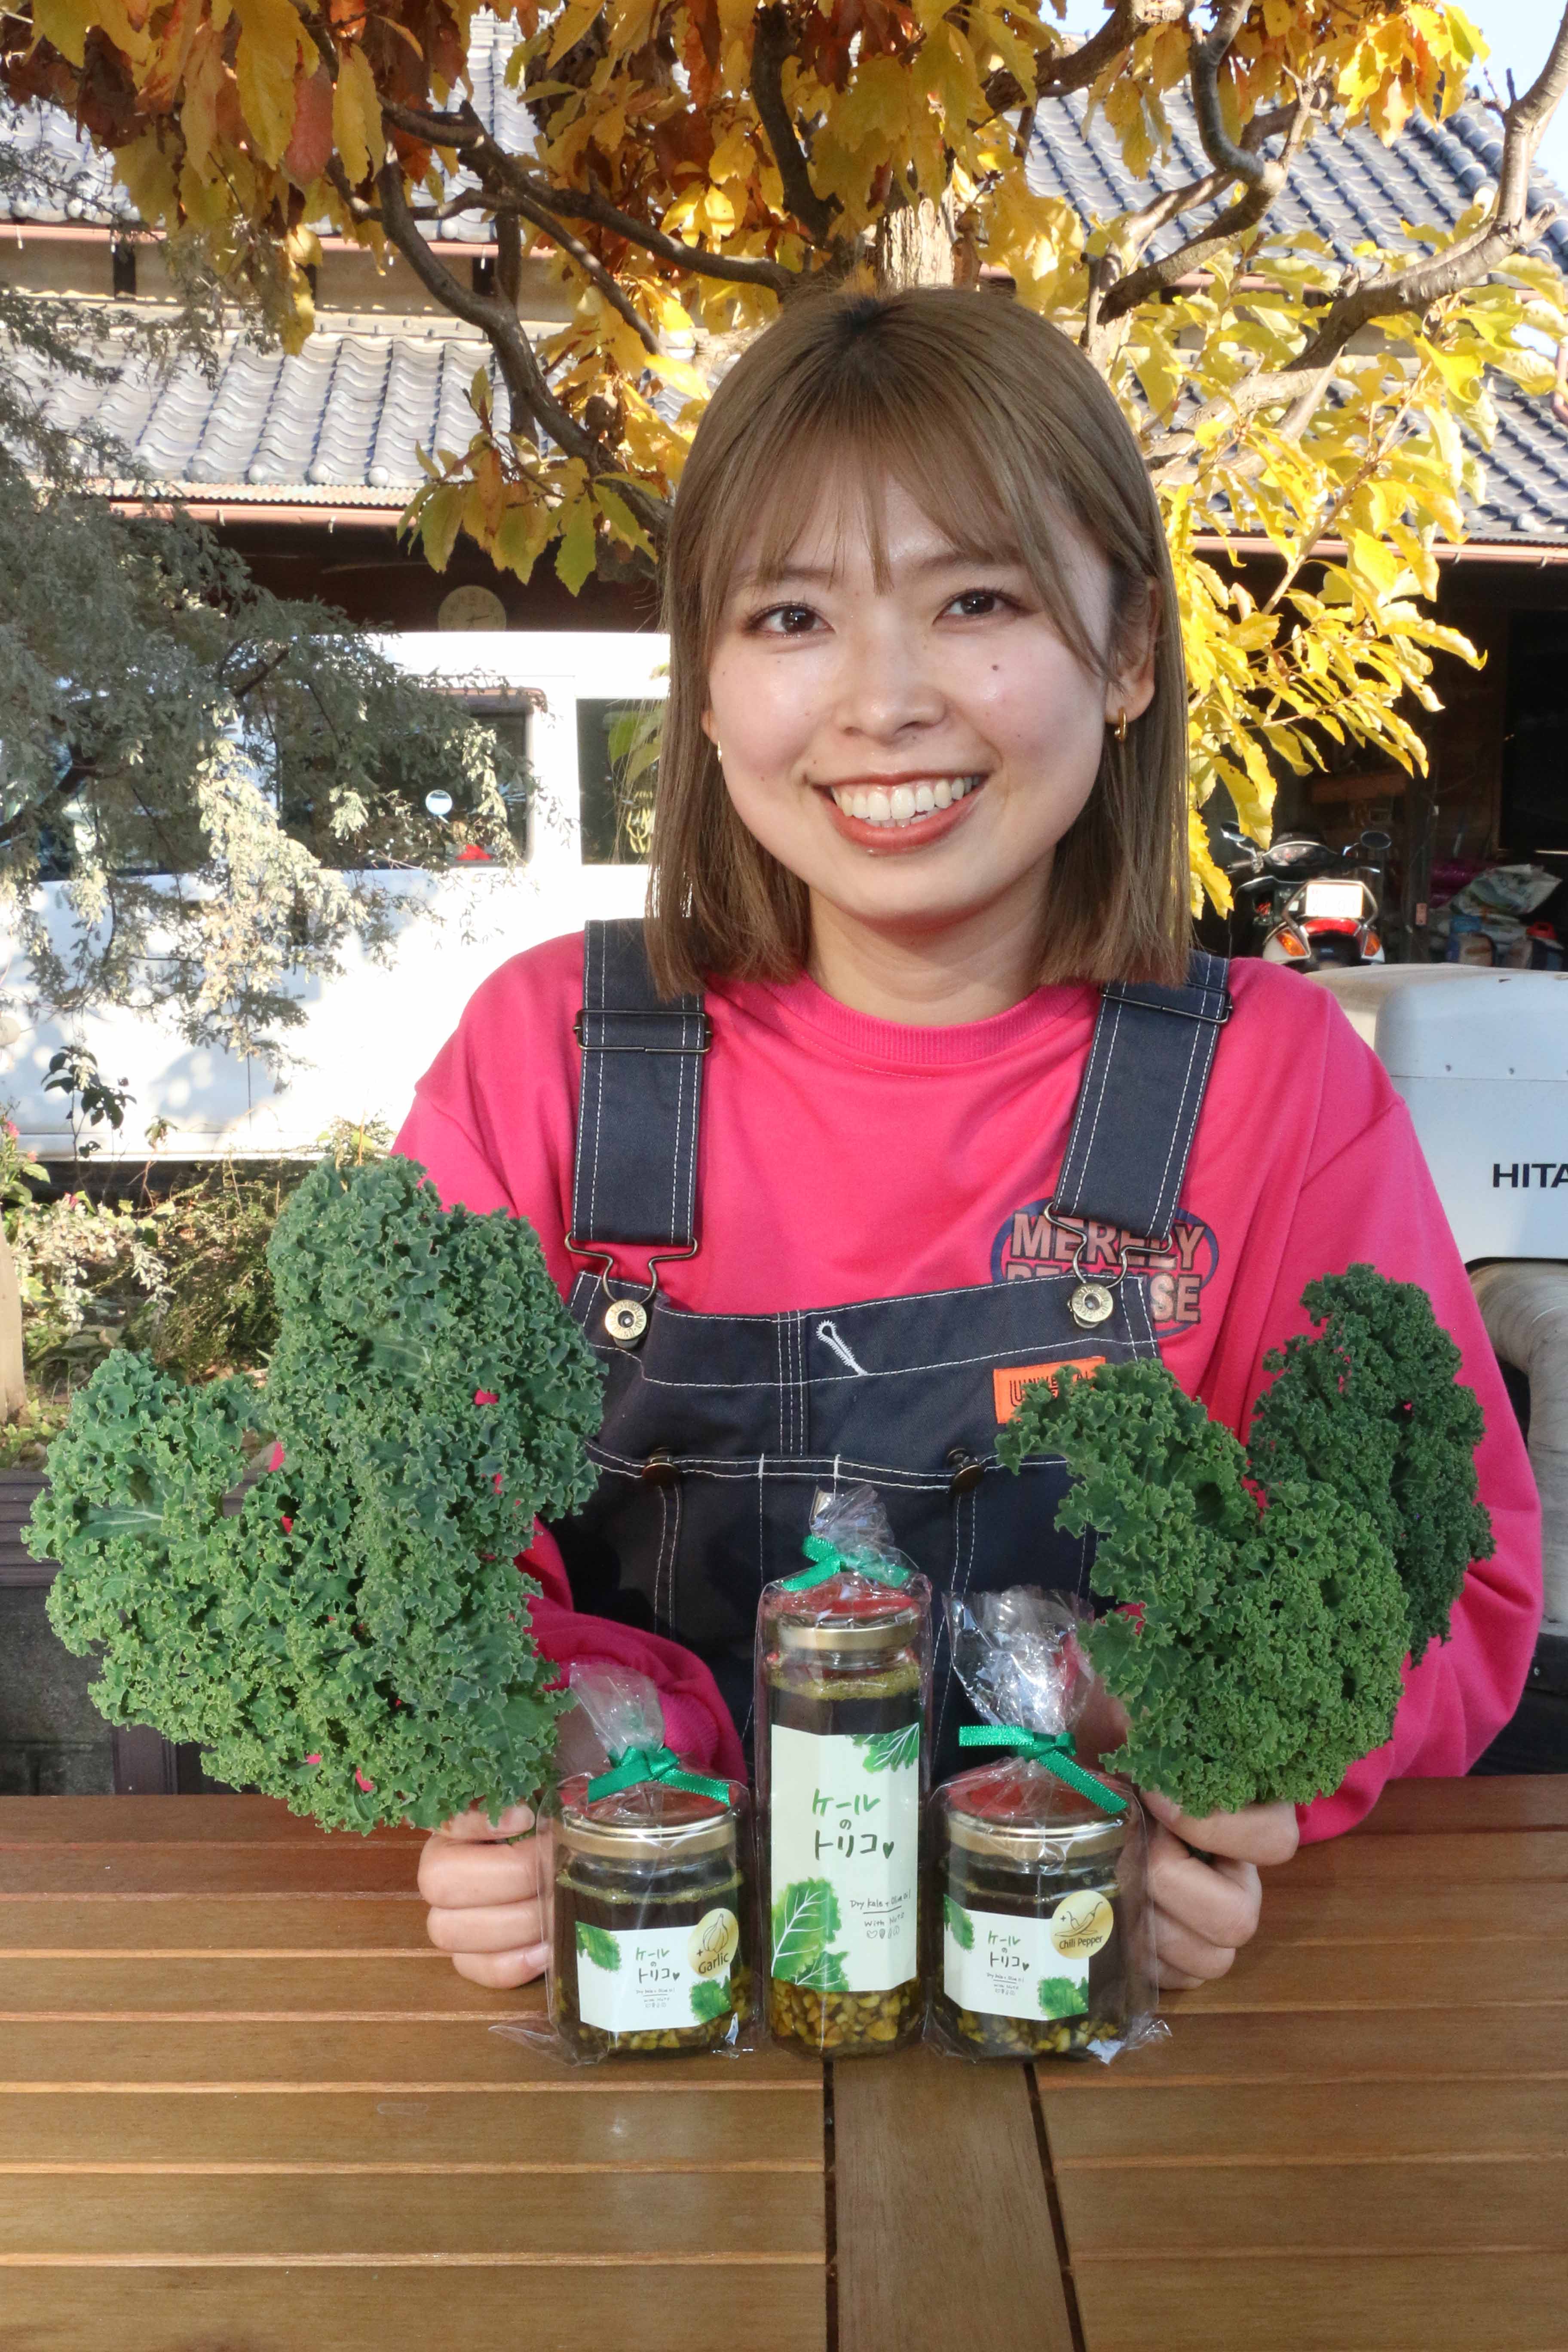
[1216,826,1391,970]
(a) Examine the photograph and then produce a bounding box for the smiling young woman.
[649,289,1188,1012]
[398,290,1540,1997]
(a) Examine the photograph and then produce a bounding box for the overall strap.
[571,919,710,1250]
[1053,948,1231,1244]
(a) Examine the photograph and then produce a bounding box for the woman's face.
[702,473,1155,962]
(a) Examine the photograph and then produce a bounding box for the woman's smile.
[817,771,988,851]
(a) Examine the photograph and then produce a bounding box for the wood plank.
[0,1844,426,1894]
[11,1880,1565,1953]
[1169,1936,1568,2014]
[0,1796,423,1845]
[0,2168,825,2258]
[1036,2005,1568,2088]
[0,1896,431,1950]
[1046,2078,1568,2164]
[5,2017,823,2088]
[0,1955,547,2016]
[834,2045,1076,2352]
[1070,2254,1568,2352]
[1057,2157,1568,2255]
[1260,1881,1568,1945]
[0,2086,826,2168]
[1345,1776,1568,1836]
[0,2266,828,2352]
[1276,1831,1568,1889]
[18,1938,1555,2027]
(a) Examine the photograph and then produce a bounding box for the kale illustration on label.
[943,1894,975,1949]
[574,1921,621,1972]
[771,1876,849,1984]
[852,1723,920,1773]
[1037,1974,1085,2019]
[689,1978,733,2024]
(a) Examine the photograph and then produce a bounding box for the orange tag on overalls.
[992,1357,1106,1425]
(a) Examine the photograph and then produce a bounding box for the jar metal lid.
[946,1793,1127,1862]
[773,1585,922,1657]
[558,1780,738,1862]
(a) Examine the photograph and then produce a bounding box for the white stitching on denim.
[588,1328,1114,1390]
[669,1032,686,1246]
[1148,1014,1205,1239]
[816,1320,869,1375]
[1059,995,1123,1207]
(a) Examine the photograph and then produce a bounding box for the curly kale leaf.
[997,1302,1447,1815]
[31,1155,605,1836]
[1247,1264,1492,1663]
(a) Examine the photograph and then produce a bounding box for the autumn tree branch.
[1145,1,1568,466]
[1102,94,1311,319]
[750,6,842,248]
[380,98,799,294]
[375,156,668,552]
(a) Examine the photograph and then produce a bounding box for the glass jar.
[929,1765,1131,2058]
[548,1779,752,2059]
[759,1577,928,2056]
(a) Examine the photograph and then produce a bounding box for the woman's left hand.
[1138,1785,1299,1987]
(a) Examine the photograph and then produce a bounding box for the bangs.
[691,346,1104,678]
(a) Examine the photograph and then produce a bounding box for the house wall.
[0,631,668,1162]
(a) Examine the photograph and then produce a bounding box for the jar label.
[575,1908,738,2034]
[769,1724,920,1992]
[943,1896,1091,2023]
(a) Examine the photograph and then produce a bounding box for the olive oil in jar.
[549,1782,751,2059]
[760,1578,928,2056]
[931,1772,1130,2058]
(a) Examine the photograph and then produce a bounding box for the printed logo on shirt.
[989,1200,1219,1338]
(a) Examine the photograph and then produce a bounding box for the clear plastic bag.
[534,1663,755,2063]
[755,1484,933,2057]
[925,1588,1161,2064]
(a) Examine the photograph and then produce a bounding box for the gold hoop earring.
[1113,707,1128,743]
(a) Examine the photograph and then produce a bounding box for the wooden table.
[2,1776,1564,2351]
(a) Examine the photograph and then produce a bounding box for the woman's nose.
[832,615,946,741]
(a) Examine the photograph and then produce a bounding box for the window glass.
[577,698,659,865]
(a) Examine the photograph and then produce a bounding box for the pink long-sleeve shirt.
[395,931,1542,1838]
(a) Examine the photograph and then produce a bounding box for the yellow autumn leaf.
[233,0,312,168]
[592,481,656,560]
[32,0,93,68]
[492,498,555,583]
[333,40,382,187]
[418,483,467,573]
[554,491,598,594]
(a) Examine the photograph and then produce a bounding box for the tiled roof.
[1028,91,1568,277]
[15,322,509,498]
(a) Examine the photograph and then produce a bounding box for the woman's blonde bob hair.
[646,287,1191,997]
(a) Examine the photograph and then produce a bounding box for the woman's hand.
[1138,1785,1298,1988]
[1072,1668,1298,1988]
[418,1801,550,1988]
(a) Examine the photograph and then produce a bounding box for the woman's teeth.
[828,776,983,827]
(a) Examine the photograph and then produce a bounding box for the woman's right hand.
[418,1801,550,1988]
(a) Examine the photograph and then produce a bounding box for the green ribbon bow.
[957,1725,1127,1816]
[586,1745,731,1803]
[778,1533,913,1594]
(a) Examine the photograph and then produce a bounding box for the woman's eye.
[944,588,1014,619]
[751,603,821,636]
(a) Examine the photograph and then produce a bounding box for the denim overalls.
[550,920,1231,1772]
